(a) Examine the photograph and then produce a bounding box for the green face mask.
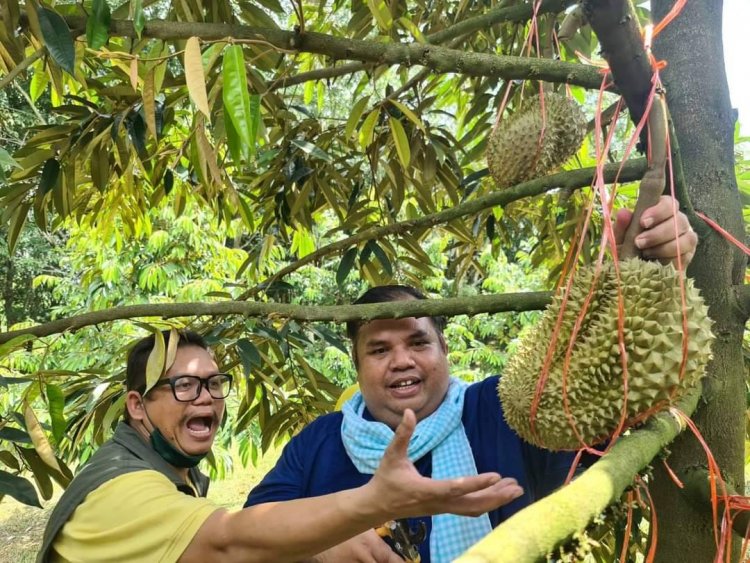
[149,426,207,468]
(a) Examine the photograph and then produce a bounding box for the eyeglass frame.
[146,373,233,402]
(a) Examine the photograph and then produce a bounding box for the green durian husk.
[486,92,587,189]
[498,259,714,451]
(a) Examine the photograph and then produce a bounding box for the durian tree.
[0,0,747,561]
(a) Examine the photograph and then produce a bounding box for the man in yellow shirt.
[37,329,523,563]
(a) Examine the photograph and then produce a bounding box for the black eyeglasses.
[149,373,233,402]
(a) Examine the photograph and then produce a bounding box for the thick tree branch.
[271,0,576,92]
[27,15,605,89]
[583,0,653,129]
[680,467,750,539]
[425,0,576,45]
[731,284,750,321]
[240,159,648,300]
[0,292,553,345]
[457,385,702,562]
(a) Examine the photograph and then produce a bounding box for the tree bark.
[651,1,747,561]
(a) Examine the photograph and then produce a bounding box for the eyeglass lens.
[172,374,231,401]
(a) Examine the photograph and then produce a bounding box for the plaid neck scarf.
[341,378,492,562]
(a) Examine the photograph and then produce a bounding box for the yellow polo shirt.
[51,470,218,563]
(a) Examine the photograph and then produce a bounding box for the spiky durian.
[486,93,587,189]
[498,259,714,451]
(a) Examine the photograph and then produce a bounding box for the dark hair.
[346,285,446,357]
[126,329,209,395]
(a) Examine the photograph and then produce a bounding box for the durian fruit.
[498,259,714,451]
[486,93,587,189]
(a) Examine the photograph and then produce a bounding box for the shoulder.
[53,470,217,563]
[464,375,502,414]
[294,411,344,441]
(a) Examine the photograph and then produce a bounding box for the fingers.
[639,195,679,228]
[613,208,633,246]
[384,409,416,461]
[635,207,697,267]
[421,474,522,516]
[445,477,525,516]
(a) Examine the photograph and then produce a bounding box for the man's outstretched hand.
[614,195,698,268]
[364,409,523,521]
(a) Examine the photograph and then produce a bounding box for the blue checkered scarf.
[341,378,492,562]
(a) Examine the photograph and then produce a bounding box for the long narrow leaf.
[37,7,75,75]
[23,402,62,473]
[86,0,111,50]
[222,45,256,159]
[0,470,41,507]
[184,37,211,119]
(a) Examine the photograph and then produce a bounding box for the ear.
[125,391,146,422]
[438,333,448,354]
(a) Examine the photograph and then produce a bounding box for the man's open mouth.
[389,378,420,389]
[185,416,215,437]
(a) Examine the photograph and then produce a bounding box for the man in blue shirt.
[245,197,697,562]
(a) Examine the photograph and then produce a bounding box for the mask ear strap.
[139,396,157,433]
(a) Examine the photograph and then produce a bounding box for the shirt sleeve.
[52,470,218,563]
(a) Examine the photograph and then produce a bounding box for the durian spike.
[619,91,669,259]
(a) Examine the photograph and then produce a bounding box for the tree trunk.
[651,1,747,561]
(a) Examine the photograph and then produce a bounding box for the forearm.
[186,483,390,562]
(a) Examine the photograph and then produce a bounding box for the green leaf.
[365,240,392,277]
[144,329,166,393]
[336,247,358,287]
[236,338,261,376]
[39,158,60,194]
[345,95,370,139]
[0,451,20,471]
[29,65,49,102]
[0,334,37,357]
[389,116,411,167]
[0,470,41,508]
[132,0,146,38]
[225,112,247,164]
[37,7,75,75]
[291,139,332,163]
[45,384,66,443]
[387,100,426,133]
[0,426,31,444]
[86,0,111,50]
[359,109,379,150]
[248,94,261,157]
[222,45,256,160]
[8,201,31,255]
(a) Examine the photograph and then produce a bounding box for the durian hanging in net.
[486,92,587,189]
[498,259,714,451]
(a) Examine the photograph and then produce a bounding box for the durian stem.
[456,385,701,563]
[619,93,669,259]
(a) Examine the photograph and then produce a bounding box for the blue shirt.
[244,376,576,562]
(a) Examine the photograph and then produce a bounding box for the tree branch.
[680,467,750,539]
[0,292,553,345]
[457,385,702,562]
[26,15,605,89]
[583,0,654,129]
[239,159,648,300]
[270,0,576,92]
[0,48,44,91]
[425,0,576,44]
